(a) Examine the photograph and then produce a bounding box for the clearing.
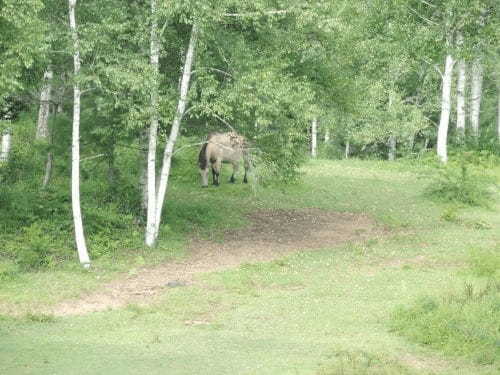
[51,209,380,315]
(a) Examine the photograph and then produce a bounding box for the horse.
[198,131,250,187]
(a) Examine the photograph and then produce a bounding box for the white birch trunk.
[42,152,53,188]
[324,128,330,143]
[469,58,483,138]
[69,0,90,268]
[139,130,148,218]
[456,60,466,141]
[497,86,500,141]
[388,135,396,161]
[387,93,395,160]
[437,54,454,163]
[145,0,160,247]
[1,129,11,163]
[311,117,317,158]
[153,24,198,242]
[345,140,350,159]
[36,68,53,140]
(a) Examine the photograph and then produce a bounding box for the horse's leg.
[212,159,221,186]
[230,161,239,183]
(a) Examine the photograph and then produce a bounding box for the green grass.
[1,159,499,374]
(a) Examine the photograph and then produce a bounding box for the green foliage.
[425,153,498,207]
[391,281,500,365]
[3,223,64,270]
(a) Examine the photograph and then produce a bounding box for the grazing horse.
[198,132,250,187]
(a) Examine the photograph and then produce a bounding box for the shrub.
[391,281,500,365]
[5,223,64,270]
[425,152,497,207]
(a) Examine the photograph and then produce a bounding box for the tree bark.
[456,60,466,141]
[42,152,53,188]
[145,0,160,247]
[153,23,198,243]
[469,58,483,138]
[139,129,148,219]
[36,68,53,140]
[324,128,330,143]
[69,0,90,268]
[344,140,350,159]
[497,85,500,142]
[311,117,317,158]
[1,129,11,163]
[437,54,454,163]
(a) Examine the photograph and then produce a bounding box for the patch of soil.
[50,209,380,316]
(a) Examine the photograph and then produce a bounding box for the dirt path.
[50,209,380,316]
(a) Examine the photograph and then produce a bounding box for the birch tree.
[456,61,467,140]
[145,0,160,247]
[497,79,500,141]
[311,117,318,158]
[36,68,54,188]
[469,58,483,138]
[456,33,467,141]
[437,53,454,163]
[36,68,53,139]
[149,23,198,245]
[0,128,11,163]
[68,0,90,268]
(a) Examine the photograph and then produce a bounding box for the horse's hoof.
[243,178,248,184]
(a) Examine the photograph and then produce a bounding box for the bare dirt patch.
[49,209,379,316]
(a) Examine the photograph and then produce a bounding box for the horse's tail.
[198,142,208,170]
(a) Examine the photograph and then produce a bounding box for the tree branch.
[212,113,235,132]
[80,153,105,162]
[406,6,438,25]
[224,9,289,17]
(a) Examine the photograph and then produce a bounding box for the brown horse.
[198,132,250,187]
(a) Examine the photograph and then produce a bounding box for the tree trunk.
[344,140,350,159]
[145,0,160,247]
[456,60,466,141]
[324,128,330,143]
[37,68,54,188]
[311,117,317,158]
[497,85,500,142]
[69,0,90,268]
[36,68,53,140]
[388,135,396,161]
[469,58,483,138]
[387,92,395,160]
[1,129,11,163]
[139,129,148,219]
[437,54,454,164]
[42,152,53,188]
[153,23,198,243]
[107,147,117,187]
[408,134,415,152]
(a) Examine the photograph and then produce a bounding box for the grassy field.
[1,159,499,374]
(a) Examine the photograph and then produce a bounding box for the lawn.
[0,159,498,375]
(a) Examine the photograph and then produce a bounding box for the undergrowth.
[391,247,500,366]
[424,151,498,207]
